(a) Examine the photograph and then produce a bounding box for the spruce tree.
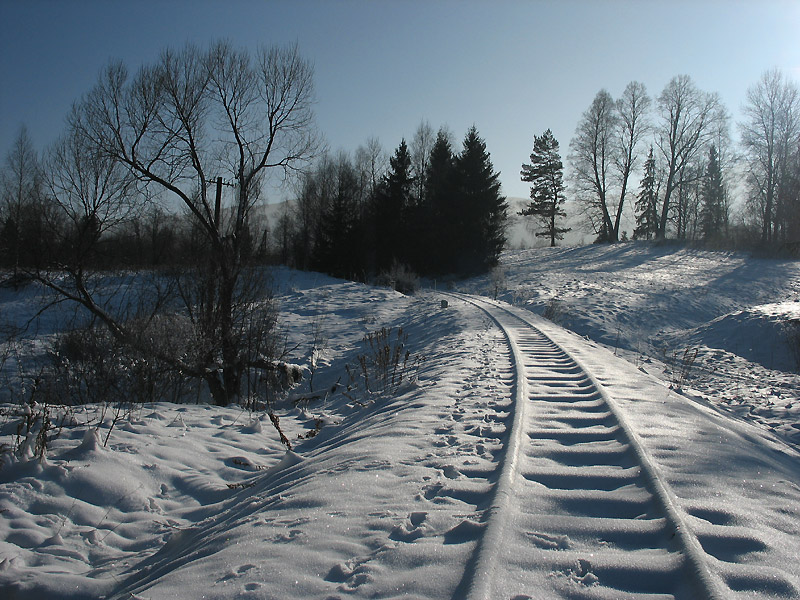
[312,158,362,278]
[372,139,414,271]
[520,129,569,247]
[453,126,507,273]
[423,128,456,274]
[700,144,726,242]
[633,146,658,240]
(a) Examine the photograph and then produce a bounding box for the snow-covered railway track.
[446,293,725,600]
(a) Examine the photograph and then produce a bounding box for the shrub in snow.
[47,323,197,406]
[490,266,506,300]
[1,401,59,464]
[542,297,565,324]
[375,262,419,295]
[344,326,425,401]
[663,345,699,391]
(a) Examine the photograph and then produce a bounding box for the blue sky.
[1,0,799,201]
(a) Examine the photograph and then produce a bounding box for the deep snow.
[1,243,799,599]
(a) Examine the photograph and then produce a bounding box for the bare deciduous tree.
[0,126,43,279]
[613,81,651,240]
[43,41,318,407]
[655,75,725,239]
[410,119,434,205]
[43,106,138,266]
[740,69,800,245]
[569,89,617,241]
[569,82,650,243]
[354,136,387,197]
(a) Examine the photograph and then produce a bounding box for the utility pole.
[214,176,222,228]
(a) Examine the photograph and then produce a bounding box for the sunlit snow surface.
[462,244,800,447]
[1,244,799,599]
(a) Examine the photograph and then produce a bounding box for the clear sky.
[1,0,799,202]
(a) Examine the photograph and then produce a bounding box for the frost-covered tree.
[569,89,617,242]
[613,82,651,240]
[521,129,570,247]
[569,83,650,244]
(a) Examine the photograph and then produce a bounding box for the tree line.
[1,41,799,425]
[0,41,508,421]
[521,71,800,248]
[283,123,507,281]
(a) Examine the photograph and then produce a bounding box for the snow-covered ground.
[460,244,800,448]
[1,243,799,599]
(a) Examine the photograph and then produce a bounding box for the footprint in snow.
[443,519,484,544]
[559,558,599,586]
[325,556,374,590]
[526,531,571,550]
[389,512,428,542]
[441,465,461,479]
[273,529,305,543]
[217,563,257,582]
[420,482,444,500]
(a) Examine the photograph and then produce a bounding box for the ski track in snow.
[445,292,799,600]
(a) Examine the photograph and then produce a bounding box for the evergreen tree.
[634,146,659,240]
[520,129,569,247]
[372,139,414,271]
[452,126,507,273]
[421,128,456,273]
[312,156,363,278]
[700,144,726,242]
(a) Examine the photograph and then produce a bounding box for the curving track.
[446,293,728,600]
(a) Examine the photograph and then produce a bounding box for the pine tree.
[700,144,726,242]
[633,146,658,240]
[452,126,507,273]
[520,129,569,247]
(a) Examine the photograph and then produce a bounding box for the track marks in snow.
[447,293,787,600]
